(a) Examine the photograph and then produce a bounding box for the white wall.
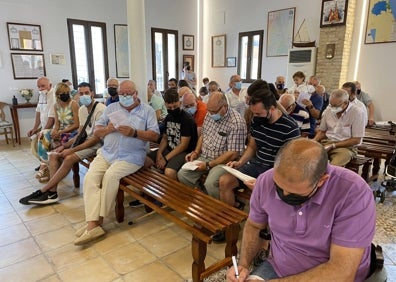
[0,0,127,136]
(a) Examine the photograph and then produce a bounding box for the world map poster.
[365,0,396,43]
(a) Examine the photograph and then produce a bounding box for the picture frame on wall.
[320,0,348,28]
[183,54,194,71]
[183,34,194,50]
[7,22,43,51]
[212,34,226,68]
[226,57,236,67]
[114,24,130,78]
[11,53,46,79]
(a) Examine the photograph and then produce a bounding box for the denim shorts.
[249,259,279,280]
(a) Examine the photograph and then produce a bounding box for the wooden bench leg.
[361,161,372,182]
[372,158,381,175]
[72,162,80,189]
[192,236,207,282]
[225,223,240,258]
[115,188,125,223]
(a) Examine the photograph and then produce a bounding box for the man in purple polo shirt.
[227,138,376,281]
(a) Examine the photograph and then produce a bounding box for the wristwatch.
[133,129,138,138]
[206,162,210,171]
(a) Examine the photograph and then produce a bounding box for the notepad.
[222,165,256,182]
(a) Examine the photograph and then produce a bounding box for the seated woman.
[36,82,79,182]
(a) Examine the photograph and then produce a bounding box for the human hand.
[54,145,65,153]
[301,99,312,107]
[27,128,36,137]
[226,265,250,281]
[51,129,60,139]
[186,151,198,162]
[244,179,256,190]
[117,125,134,136]
[107,122,116,133]
[227,161,241,169]
[60,148,74,158]
[156,156,167,169]
[368,119,375,126]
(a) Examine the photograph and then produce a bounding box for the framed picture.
[183,54,194,71]
[267,8,295,57]
[365,0,396,44]
[7,22,43,51]
[227,57,236,67]
[114,24,130,78]
[11,53,46,79]
[183,34,194,50]
[212,34,226,68]
[50,53,65,65]
[320,0,348,28]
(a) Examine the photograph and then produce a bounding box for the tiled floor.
[0,140,396,281]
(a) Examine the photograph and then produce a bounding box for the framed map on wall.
[365,0,396,44]
[266,7,295,57]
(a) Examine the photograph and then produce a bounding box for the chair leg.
[10,127,15,147]
[4,129,9,144]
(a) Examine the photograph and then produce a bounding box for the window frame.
[237,30,264,83]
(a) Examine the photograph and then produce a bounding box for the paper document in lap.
[181,160,205,170]
[296,92,311,108]
[222,165,256,182]
[108,110,130,127]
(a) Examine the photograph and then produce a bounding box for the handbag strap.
[80,101,99,134]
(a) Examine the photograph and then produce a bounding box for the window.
[151,28,178,92]
[67,19,109,95]
[237,30,264,83]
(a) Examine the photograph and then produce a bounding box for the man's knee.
[63,154,80,167]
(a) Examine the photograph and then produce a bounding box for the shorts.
[249,259,279,280]
[237,160,271,187]
[147,149,187,171]
[75,143,101,160]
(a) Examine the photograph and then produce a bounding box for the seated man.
[227,138,375,282]
[103,77,119,106]
[313,89,366,166]
[343,82,368,126]
[74,80,159,245]
[274,75,287,97]
[148,85,167,135]
[354,80,375,126]
[225,74,248,116]
[279,93,310,136]
[177,92,247,194]
[147,79,162,97]
[19,82,106,205]
[182,92,207,136]
[146,88,198,179]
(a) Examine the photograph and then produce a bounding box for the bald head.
[182,92,197,107]
[279,94,295,110]
[119,80,136,94]
[275,139,328,184]
[208,92,226,107]
[316,85,325,95]
[178,86,193,99]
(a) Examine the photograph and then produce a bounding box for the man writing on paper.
[212,86,300,243]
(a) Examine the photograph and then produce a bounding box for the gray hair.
[330,89,349,102]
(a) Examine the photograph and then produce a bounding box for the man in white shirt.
[342,82,368,126]
[225,74,248,116]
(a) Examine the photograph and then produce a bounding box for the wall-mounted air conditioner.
[286,47,317,88]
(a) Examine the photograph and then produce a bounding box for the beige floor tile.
[58,257,119,282]
[138,228,190,258]
[0,198,16,216]
[59,205,85,224]
[0,255,54,282]
[126,215,168,240]
[93,230,135,255]
[123,261,183,282]
[40,274,62,282]
[0,210,22,229]
[0,238,41,268]
[16,204,57,222]
[25,213,70,235]
[103,242,157,275]
[46,243,99,272]
[35,225,76,252]
[0,223,30,247]
[53,195,84,213]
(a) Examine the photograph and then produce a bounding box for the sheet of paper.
[222,165,256,182]
[181,160,205,171]
[296,91,311,108]
[107,110,129,127]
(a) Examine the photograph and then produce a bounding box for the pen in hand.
[232,255,239,279]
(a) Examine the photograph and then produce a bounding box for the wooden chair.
[0,102,15,146]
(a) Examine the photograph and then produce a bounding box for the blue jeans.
[250,259,279,280]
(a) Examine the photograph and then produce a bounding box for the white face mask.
[39,90,48,95]
[330,106,343,114]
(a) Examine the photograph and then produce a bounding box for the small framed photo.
[320,0,348,28]
[7,22,43,51]
[183,34,194,50]
[183,54,194,71]
[226,57,236,67]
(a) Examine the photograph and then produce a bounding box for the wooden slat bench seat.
[345,156,373,182]
[116,168,248,282]
[358,142,395,176]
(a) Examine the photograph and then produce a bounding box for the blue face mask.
[186,107,197,116]
[209,113,221,122]
[119,95,134,107]
[79,95,92,107]
[234,82,242,90]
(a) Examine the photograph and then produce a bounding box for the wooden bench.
[358,142,394,176]
[115,168,248,282]
[345,156,373,182]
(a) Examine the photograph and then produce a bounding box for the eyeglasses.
[208,104,224,115]
[118,91,136,96]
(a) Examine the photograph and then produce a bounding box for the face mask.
[39,90,48,95]
[253,110,271,125]
[330,106,343,114]
[209,113,221,122]
[234,82,242,90]
[108,87,118,97]
[186,107,197,116]
[79,95,92,107]
[119,95,134,107]
[357,89,361,95]
[59,93,70,102]
[276,83,285,90]
[276,184,318,206]
[167,108,180,116]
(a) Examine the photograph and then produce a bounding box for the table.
[9,103,37,145]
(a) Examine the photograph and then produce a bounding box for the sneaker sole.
[28,197,59,205]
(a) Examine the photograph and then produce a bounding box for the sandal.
[35,164,48,179]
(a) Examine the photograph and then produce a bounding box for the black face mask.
[59,93,70,102]
[356,89,361,95]
[253,111,271,125]
[276,183,318,206]
[276,83,285,90]
[108,87,118,97]
[167,108,180,117]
